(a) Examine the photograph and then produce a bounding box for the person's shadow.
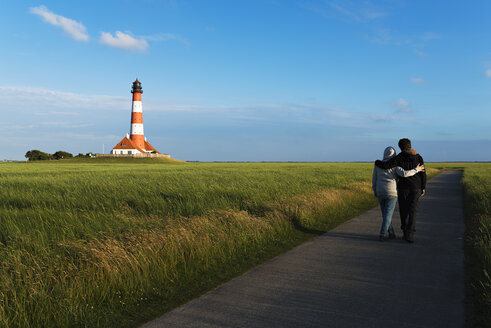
[324,231,382,242]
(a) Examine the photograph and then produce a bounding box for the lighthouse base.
[96,153,171,159]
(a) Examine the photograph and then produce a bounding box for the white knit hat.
[383,146,396,160]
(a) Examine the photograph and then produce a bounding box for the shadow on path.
[291,216,327,236]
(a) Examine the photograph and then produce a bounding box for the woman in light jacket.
[372,147,424,241]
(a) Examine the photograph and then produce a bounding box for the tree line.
[25,150,94,161]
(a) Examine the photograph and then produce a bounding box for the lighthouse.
[130,79,145,150]
[110,79,162,155]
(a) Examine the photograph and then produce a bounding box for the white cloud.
[0,86,213,113]
[327,2,361,21]
[300,0,387,22]
[363,28,392,45]
[226,103,416,127]
[300,2,438,58]
[325,1,387,22]
[396,98,409,107]
[0,86,205,113]
[144,33,190,47]
[421,32,440,41]
[0,85,419,133]
[394,98,412,113]
[410,78,426,84]
[0,86,126,110]
[99,31,148,51]
[397,107,411,113]
[29,5,89,41]
[486,69,491,77]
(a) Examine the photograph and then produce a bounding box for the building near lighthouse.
[108,79,170,158]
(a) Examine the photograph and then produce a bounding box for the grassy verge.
[35,156,186,164]
[0,162,440,327]
[461,165,491,327]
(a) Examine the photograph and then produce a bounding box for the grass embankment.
[464,165,491,327]
[53,156,186,164]
[460,164,490,326]
[0,162,439,327]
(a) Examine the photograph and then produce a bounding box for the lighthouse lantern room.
[111,79,160,155]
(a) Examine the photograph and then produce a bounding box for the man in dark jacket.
[375,138,426,243]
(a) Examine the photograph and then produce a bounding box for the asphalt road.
[142,170,465,328]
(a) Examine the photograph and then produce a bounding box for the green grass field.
[0,161,487,327]
[442,163,491,327]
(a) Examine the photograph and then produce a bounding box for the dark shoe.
[403,230,409,241]
[405,232,414,243]
[379,235,389,242]
[389,232,396,239]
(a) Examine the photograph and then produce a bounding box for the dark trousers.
[397,189,421,233]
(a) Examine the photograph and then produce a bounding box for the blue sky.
[1,0,490,161]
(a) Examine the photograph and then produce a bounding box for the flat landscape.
[0,161,489,327]
[3,2,491,327]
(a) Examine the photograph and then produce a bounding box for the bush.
[53,151,73,160]
[25,150,53,161]
[25,150,75,161]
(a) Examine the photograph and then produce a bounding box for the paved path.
[143,171,465,328]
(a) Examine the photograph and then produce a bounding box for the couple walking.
[372,138,426,243]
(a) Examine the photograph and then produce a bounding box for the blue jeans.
[377,196,397,236]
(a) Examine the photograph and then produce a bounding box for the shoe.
[379,235,389,242]
[403,230,409,241]
[389,232,396,239]
[405,232,414,243]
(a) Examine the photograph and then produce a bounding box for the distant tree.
[25,150,52,161]
[76,153,85,157]
[53,151,73,160]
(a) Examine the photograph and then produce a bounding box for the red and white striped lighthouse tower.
[130,79,145,150]
[110,79,162,155]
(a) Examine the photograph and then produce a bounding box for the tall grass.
[461,164,491,326]
[0,162,440,327]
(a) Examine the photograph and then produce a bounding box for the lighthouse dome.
[131,79,143,93]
